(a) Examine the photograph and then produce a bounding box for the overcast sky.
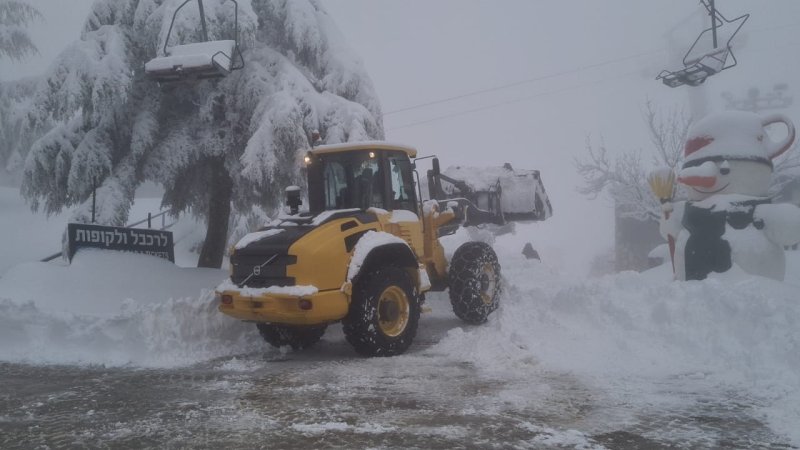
[2,1,798,274]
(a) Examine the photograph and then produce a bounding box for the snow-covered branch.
[0,0,42,61]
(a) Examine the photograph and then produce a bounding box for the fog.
[2,0,798,275]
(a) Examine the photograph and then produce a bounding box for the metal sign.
[66,223,174,263]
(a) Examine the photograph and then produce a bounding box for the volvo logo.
[238,254,278,287]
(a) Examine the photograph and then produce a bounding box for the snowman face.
[679,159,772,201]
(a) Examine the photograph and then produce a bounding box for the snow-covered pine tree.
[0,0,42,61]
[0,77,41,184]
[20,0,383,268]
[0,0,43,184]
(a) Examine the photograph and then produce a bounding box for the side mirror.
[432,157,441,177]
[285,186,302,215]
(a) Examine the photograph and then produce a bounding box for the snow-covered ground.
[440,235,800,445]
[1,187,799,447]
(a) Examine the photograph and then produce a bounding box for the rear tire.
[343,266,420,357]
[448,241,501,324]
[256,323,327,350]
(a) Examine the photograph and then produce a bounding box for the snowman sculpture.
[659,111,800,281]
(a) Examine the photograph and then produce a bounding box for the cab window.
[320,151,383,210]
[387,153,417,211]
[322,160,347,210]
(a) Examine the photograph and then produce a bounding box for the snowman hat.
[682,110,796,169]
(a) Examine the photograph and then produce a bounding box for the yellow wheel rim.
[378,286,410,337]
[480,263,497,305]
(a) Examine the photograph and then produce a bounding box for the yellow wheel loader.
[216,142,552,356]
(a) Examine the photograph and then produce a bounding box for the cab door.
[383,151,424,256]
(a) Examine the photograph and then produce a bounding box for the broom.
[647,168,676,273]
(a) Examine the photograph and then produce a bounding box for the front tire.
[448,241,502,324]
[343,266,420,357]
[256,323,327,350]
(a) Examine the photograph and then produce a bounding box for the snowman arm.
[659,201,685,241]
[754,203,800,246]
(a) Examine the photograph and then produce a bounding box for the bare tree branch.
[575,101,690,222]
[578,99,800,224]
[643,99,690,170]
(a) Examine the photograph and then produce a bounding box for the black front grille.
[230,275,295,288]
[231,253,296,288]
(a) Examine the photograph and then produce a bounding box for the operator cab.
[305,142,418,214]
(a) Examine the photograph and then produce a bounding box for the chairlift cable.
[388,70,640,131]
[385,34,800,132]
[382,48,665,116]
[748,21,800,34]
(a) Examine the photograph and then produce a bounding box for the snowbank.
[0,250,260,367]
[426,248,800,444]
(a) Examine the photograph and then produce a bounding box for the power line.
[388,70,640,131]
[748,20,800,34]
[382,20,800,119]
[382,48,666,117]
[383,17,800,131]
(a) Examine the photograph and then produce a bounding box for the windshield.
[318,151,384,211]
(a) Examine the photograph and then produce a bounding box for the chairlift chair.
[145,0,244,82]
[657,0,748,88]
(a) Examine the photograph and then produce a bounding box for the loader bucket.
[428,163,553,226]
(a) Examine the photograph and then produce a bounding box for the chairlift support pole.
[709,0,718,48]
[197,0,209,42]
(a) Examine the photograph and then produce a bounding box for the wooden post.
[91,177,97,223]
